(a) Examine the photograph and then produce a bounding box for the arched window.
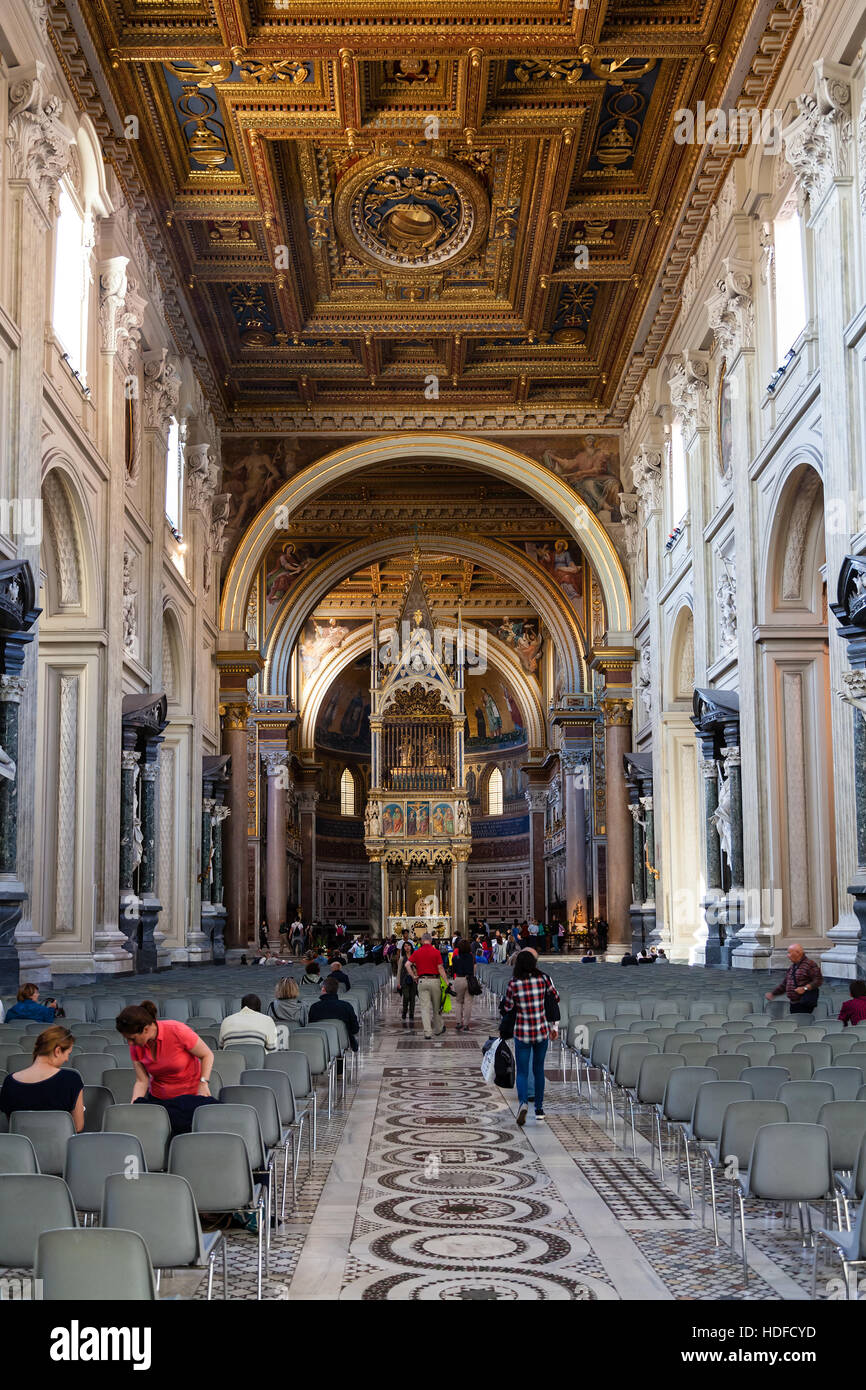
[53,179,89,381]
[165,416,183,534]
[341,767,355,816]
[488,766,503,816]
[773,203,807,363]
[669,417,688,526]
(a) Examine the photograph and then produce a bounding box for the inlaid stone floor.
[277,996,841,1302]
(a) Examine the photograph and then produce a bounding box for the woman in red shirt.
[839,980,866,1027]
[115,1000,219,1134]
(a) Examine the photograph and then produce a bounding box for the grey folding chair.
[776,1080,834,1125]
[221,1083,292,1220]
[836,1130,866,1229]
[653,1067,719,1203]
[679,1043,717,1067]
[702,1099,788,1256]
[286,1031,335,1119]
[0,1132,40,1173]
[36,1227,156,1300]
[103,1103,171,1171]
[736,1123,833,1285]
[9,1110,75,1176]
[738,1066,790,1101]
[213,1050,247,1088]
[0,1172,78,1269]
[194,1102,275,1257]
[160,998,192,1023]
[792,1042,832,1070]
[812,1191,866,1299]
[81,1085,115,1133]
[735,1042,776,1068]
[243,1067,310,1187]
[220,1040,267,1070]
[169,1132,267,1299]
[103,1069,137,1104]
[606,1042,660,1143]
[626,1054,684,1159]
[687,1080,755,1245]
[814,1067,864,1101]
[69,1053,117,1086]
[64,1131,147,1222]
[102,1171,227,1299]
[264,1051,317,1150]
[705,1053,749,1081]
[771,1052,814,1081]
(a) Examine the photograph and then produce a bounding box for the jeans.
[401,980,417,1018]
[790,990,819,1014]
[515,1038,548,1111]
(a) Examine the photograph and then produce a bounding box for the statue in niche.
[637,644,652,719]
[365,803,380,837]
[122,551,137,654]
[0,746,16,781]
[398,737,413,768]
[711,763,733,868]
[424,733,439,767]
[717,563,737,651]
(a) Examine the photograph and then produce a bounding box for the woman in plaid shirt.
[502,950,560,1126]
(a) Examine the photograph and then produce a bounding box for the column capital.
[186,441,216,514]
[143,348,181,434]
[603,698,633,728]
[705,256,754,361]
[561,747,593,774]
[6,63,73,215]
[297,789,319,814]
[524,788,548,814]
[0,675,27,703]
[260,749,287,778]
[667,350,711,437]
[618,492,642,562]
[783,60,853,210]
[121,748,140,772]
[220,701,250,732]
[631,446,663,516]
[98,256,146,365]
[839,669,866,714]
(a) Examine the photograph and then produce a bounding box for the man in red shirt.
[408,933,448,1039]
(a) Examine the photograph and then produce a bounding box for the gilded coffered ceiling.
[57,0,801,428]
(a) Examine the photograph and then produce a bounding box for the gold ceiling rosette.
[333,153,489,277]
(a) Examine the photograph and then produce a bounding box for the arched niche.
[40,460,100,622]
[666,603,695,707]
[761,457,826,625]
[161,604,189,713]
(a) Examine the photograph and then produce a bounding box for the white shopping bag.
[480,1038,498,1083]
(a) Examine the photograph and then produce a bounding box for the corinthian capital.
[705,257,754,361]
[143,349,181,433]
[783,60,853,208]
[839,669,866,715]
[631,446,664,516]
[618,492,642,563]
[667,351,710,437]
[6,63,73,214]
[99,257,147,366]
[186,442,215,514]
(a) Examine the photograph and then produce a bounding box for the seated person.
[218,993,279,1052]
[580,950,597,964]
[268,977,308,1028]
[839,979,866,1027]
[308,977,359,1051]
[328,959,351,992]
[4,982,62,1023]
[302,959,321,985]
[0,1025,84,1131]
[116,1001,218,1135]
[620,953,638,966]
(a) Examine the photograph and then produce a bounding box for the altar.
[388,915,451,939]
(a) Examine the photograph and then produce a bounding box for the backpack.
[493,1039,515,1088]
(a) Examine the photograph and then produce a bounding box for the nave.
[6,961,852,1304]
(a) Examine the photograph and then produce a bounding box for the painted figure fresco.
[406,801,430,836]
[525,539,583,606]
[382,803,404,835]
[540,435,622,519]
[300,617,353,680]
[496,617,543,675]
[431,802,455,835]
[481,687,502,736]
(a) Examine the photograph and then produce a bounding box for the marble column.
[118,748,140,960]
[722,743,744,891]
[262,751,289,943]
[628,793,645,906]
[137,750,164,972]
[562,750,590,929]
[0,675,26,990]
[221,702,251,953]
[829,557,866,974]
[210,804,229,963]
[297,788,319,923]
[524,789,548,921]
[369,855,382,937]
[604,700,634,954]
[201,799,214,906]
[641,795,656,904]
[452,853,469,934]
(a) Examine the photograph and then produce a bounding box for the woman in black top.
[452,938,476,1034]
[0,1024,85,1131]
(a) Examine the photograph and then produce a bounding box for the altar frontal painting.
[382,802,404,835]
[407,801,430,836]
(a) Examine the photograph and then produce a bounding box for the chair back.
[103,1103,171,1171]
[635,1054,684,1105]
[721,1022,752,1035]
[212,1050,247,1087]
[286,1032,329,1077]
[220,1085,281,1149]
[159,998,192,1023]
[0,1172,77,1267]
[264,1050,314,1099]
[81,1085,115,1133]
[36,1227,156,1300]
[705,1053,748,1081]
[678,1043,717,1067]
[220,1039,267,1069]
[69,1053,117,1086]
[775,1080,834,1124]
[816,1101,866,1172]
[0,1132,39,1173]
[717,1100,788,1168]
[735,1042,776,1067]
[747,1122,832,1201]
[102,1171,204,1269]
[770,1052,814,1081]
[737,1066,790,1101]
[690,1081,754,1142]
[193,1101,267,1169]
[813,1066,864,1100]
[827,1036,858,1059]
[791,1042,832,1069]
[64,1132,147,1214]
[168,1131,255,1212]
[662,1067,719,1123]
[241,1069,297,1127]
[664,1034,702,1054]
[612,1042,659,1089]
[102,1069,137,1104]
[9,1109,74,1176]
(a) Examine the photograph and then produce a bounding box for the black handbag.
[493,1039,515,1088]
[467,975,482,997]
[499,1001,516,1040]
[542,974,561,1023]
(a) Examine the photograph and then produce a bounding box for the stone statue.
[711,762,733,867]
[717,564,737,651]
[131,810,144,871]
[457,800,468,835]
[399,737,413,768]
[365,802,380,837]
[637,643,652,719]
[0,745,16,782]
[122,550,137,654]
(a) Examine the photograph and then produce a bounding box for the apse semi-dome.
[334,154,489,274]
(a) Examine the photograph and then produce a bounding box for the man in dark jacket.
[309,977,360,1050]
[328,959,351,991]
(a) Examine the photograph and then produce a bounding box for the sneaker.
[456,1024,463,1032]
[516,1104,528,1128]
[535,1110,546,1121]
